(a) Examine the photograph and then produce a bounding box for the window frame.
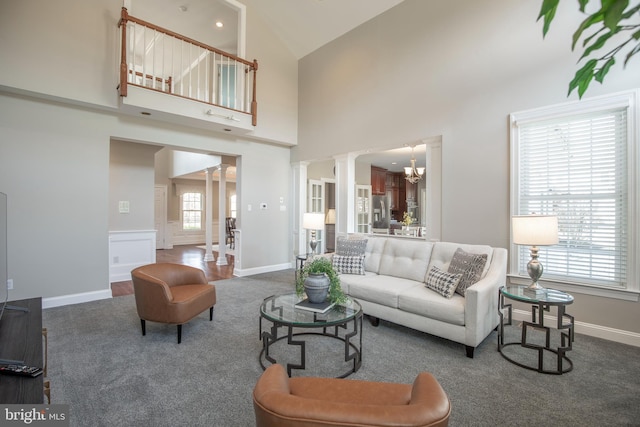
[509,90,639,301]
[181,191,204,231]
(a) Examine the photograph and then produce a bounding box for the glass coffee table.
[259,293,363,378]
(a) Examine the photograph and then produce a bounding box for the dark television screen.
[0,192,7,319]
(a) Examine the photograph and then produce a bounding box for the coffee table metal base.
[259,315,363,378]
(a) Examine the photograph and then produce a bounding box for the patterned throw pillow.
[425,266,462,298]
[336,237,367,256]
[447,248,488,296]
[332,254,365,275]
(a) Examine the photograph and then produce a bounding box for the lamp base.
[524,283,547,297]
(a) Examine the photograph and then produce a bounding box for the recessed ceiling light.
[215,21,223,28]
[179,5,187,12]
[141,112,151,116]
[224,128,231,132]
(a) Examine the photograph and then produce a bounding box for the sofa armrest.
[410,372,451,425]
[254,366,450,427]
[463,248,507,348]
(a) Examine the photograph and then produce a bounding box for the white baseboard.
[233,262,293,277]
[512,308,640,347]
[43,289,112,309]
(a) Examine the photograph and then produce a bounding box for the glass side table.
[498,285,574,375]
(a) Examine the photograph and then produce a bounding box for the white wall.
[295,0,640,333]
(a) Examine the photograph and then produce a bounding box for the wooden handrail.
[118,7,257,125]
[119,8,255,70]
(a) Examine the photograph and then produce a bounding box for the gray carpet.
[43,270,640,426]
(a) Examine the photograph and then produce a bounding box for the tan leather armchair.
[253,364,451,427]
[131,263,216,344]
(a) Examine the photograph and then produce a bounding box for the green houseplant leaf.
[539,0,640,98]
[538,0,560,36]
[568,59,598,97]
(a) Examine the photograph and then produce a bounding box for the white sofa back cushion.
[379,239,433,282]
[427,242,494,282]
[363,236,387,274]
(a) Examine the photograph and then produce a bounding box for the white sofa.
[330,235,507,358]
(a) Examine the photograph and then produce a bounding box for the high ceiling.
[134,0,415,177]
[134,0,405,60]
[239,0,405,59]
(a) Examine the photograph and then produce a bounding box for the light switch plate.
[118,201,130,213]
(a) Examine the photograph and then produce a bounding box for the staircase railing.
[118,7,258,126]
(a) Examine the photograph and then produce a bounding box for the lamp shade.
[325,209,336,225]
[512,215,559,246]
[303,212,325,230]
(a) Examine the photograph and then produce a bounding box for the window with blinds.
[511,91,637,292]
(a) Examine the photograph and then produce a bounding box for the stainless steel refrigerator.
[372,194,391,232]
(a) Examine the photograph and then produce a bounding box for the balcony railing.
[118,7,258,126]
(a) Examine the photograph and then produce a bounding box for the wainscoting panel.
[109,230,157,283]
[171,220,221,246]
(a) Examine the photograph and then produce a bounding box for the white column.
[334,153,357,235]
[204,168,215,262]
[292,161,309,257]
[217,164,229,266]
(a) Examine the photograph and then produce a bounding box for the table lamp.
[303,212,325,253]
[512,215,558,295]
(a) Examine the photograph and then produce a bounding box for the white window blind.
[516,108,628,288]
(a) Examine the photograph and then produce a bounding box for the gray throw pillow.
[425,266,462,298]
[447,248,488,296]
[336,237,367,256]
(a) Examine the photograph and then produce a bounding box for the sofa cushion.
[363,236,387,274]
[398,284,466,326]
[378,239,433,282]
[447,248,488,296]
[427,242,493,282]
[332,254,365,275]
[425,266,461,299]
[347,274,423,309]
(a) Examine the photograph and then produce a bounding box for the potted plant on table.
[296,257,347,305]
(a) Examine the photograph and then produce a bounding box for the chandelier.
[404,146,425,184]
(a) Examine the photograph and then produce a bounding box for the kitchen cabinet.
[371,166,387,195]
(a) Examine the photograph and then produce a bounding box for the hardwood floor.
[111,244,235,297]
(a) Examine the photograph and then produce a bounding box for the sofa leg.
[465,345,475,358]
[140,319,146,336]
[177,324,182,344]
[209,306,214,321]
[368,316,380,327]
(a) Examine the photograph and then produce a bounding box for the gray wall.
[109,140,161,231]
[295,0,640,333]
[0,0,297,300]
